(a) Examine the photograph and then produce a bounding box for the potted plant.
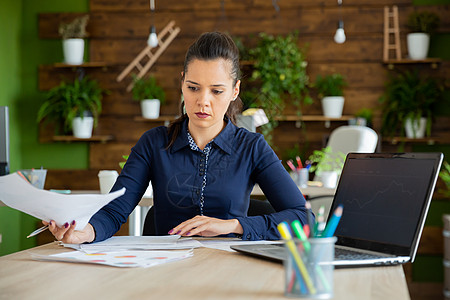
[132,75,166,119]
[59,15,89,65]
[314,73,347,118]
[379,70,442,139]
[37,76,105,138]
[350,108,374,127]
[307,147,346,188]
[406,11,440,60]
[248,32,312,145]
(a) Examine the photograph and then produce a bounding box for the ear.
[180,71,185,91]
[232,80,241,100]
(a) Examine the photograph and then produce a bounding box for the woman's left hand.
[169,215,243,237]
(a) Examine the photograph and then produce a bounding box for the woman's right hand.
[43,220,95,244]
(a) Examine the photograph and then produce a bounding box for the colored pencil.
[322,205,343,238]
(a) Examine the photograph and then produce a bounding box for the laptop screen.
[330,153,442,257]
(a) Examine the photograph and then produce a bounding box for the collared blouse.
[90,118,308,242]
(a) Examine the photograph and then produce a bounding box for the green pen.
[292,219,331,293]
[291,220,311,253]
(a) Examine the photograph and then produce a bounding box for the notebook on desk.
[232,152,443,268]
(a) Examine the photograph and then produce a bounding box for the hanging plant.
[249,32,312,144]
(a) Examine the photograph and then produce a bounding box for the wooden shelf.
[51,62,109,68]
[383,58,442,69]
[134,115,353,122]
[134,116,178,122]
[52,135,114,143]
[274,115,354,121]
[383,137,447,145]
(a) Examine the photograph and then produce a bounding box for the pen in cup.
[286,160,297,173]
[27,225,49,238]
[322,205,343,238]
[305,201,315,237]
[277,222,316,295]
[296,156,303,169]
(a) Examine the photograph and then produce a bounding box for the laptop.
[231,152,443,268]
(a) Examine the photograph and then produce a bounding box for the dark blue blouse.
[89,119,309,242]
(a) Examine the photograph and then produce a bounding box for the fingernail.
[176,231,181,235]
[71,220,75,226]
[49,221,53,226]
[186,232,191,236]
[64,223,69,228]
[168,229,173,234]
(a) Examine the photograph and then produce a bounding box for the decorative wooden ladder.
[117,20,181,92]
[383,6,402,62]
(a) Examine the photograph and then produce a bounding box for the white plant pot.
[72,116,94,138]
[321,96,344,118]
[318,171,338,188]
[407,33,430,60]
[63,38,85,65]
[405,117,427,139]
[141,99,160,119]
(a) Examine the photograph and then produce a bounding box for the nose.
[196,90,210,108]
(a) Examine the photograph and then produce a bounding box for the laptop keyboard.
[334,247,387,261]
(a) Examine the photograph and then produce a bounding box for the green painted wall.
[0,0,89,256]
[0,0,23,257]
[20,0,90,170]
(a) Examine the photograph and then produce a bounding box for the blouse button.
[246,234,251,240]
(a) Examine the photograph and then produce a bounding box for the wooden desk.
[0,242,410,300]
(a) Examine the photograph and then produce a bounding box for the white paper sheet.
[0,173,125,230]
[62,236,203,252]
[31,249,193,268]
[198,239,283,252]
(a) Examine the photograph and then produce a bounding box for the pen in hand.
[27,225,49,238]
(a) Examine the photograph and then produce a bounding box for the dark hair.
[167,32,243,148]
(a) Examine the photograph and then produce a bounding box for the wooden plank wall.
[38,1,450,173]
[39,0,450,189]
[38,2,449,297]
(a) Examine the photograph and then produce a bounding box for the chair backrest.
[326,125,378,155]
[313,125,379,184]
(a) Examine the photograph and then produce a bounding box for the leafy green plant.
[249,32,312,144]
[37,76,105,134]
[354,108,374,126]
[119,155,129,169]
[58,15,89,39]
[232,36,251,61]
[131,75,166,104]
[379,70,442,137]
[407,11,440,34]
[314,74,347,98]
[308,147,346,174]
[439,161,450,197]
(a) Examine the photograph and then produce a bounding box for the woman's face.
[181,58,240,133]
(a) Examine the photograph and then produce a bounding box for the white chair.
[326,125,378,155]
[309,125,378,218]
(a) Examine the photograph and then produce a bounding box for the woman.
[45,31,309,243]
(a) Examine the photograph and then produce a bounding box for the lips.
[195,112,210,119]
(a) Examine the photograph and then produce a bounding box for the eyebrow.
[186,80,226,87]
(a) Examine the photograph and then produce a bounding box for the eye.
[212,89,223,95]
[187,86,198,92]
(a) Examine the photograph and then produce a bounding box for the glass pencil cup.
[283,237,337,299]
[295,168,309,188]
